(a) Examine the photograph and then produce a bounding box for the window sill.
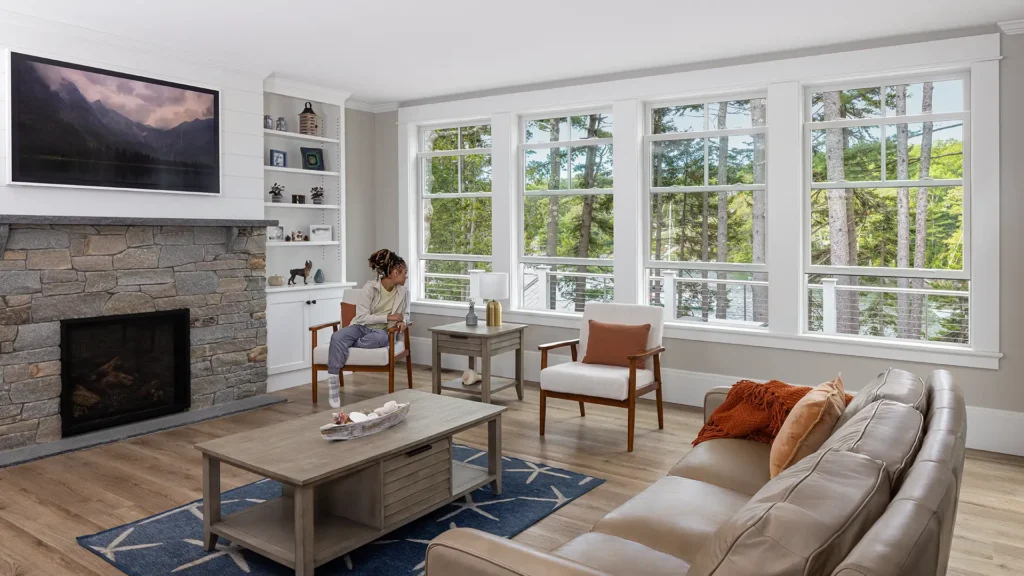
[410,300,1001,370]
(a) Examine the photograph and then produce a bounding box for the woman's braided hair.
[368,249,406,279]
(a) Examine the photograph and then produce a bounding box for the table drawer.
[435,334,482,355]
[383,438,451,483]
[382,438,452,527]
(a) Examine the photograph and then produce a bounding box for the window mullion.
[613,99,641,304]
[766,81,803,336]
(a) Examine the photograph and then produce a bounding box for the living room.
[0,1,1022,575]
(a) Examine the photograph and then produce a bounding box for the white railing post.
[662,271,677,322]
[822,278,838,334]
[536,265,552,310]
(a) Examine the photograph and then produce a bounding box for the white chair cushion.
[540,362,655,401]
[579,303,664,360]
[313,339,405,367]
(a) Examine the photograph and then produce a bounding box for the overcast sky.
[31,61,214,129]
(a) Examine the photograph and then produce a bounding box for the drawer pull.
[449,335,469,340]
[405,444,432,458]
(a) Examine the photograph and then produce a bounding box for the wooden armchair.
[538,302,665,452]
[309,290,413,403]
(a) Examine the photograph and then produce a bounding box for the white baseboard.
[410,336,1024,456]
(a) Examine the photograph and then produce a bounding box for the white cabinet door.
[267,299,308,374]
[306,297,343,362]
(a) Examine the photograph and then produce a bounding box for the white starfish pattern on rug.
[174,538,250,573]
[461,451,512,465]
[138,498,265,525]
[374,522,458,575]
[505,461,570,484]
[89,527,162,562]
[520,486,570,510]
[437,493,515,522]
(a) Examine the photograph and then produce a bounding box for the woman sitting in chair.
[326,249,409,408]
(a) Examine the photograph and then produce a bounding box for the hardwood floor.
[0,364,1020,575]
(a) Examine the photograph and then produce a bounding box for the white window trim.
[399,33,1001,370]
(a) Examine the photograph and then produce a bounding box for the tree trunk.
[574,115,600,312]
[715,104,729,320]
[751,99,768,324]
[895,86,914,338]
[823,91,858,333]
[545,122,561,308]
[912,82,934,335]
[652,123,665,304]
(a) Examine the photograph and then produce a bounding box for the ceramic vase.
[314,269,325,284]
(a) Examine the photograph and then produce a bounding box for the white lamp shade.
[469,270,483,301]
[479,272,509,300]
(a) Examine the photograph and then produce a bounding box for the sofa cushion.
[823,399,924,487]
[770,375,846,477]
[540,362,655,401]
[592,476,748,564]
[554,533,691,576]
[669,439,771,496]
[582,320,651,368]
[836,368,926,429]
[688,449,891,576]
[312,339,404,367]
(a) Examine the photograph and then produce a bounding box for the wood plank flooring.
[0,364,1020,575]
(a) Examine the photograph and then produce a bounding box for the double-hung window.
[804,76,969,343]
[519,112,614,312]
[418,122,493,302]
[646,97,768,327]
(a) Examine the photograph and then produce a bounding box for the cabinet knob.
[305,300,311,305]
[312,300,317,304]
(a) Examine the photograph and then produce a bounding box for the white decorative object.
[320,402,411,440]
[461,369,482,386]
[309,224,332,242]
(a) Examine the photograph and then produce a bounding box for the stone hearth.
[0,220,273,451]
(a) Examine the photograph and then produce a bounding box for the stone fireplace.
[0,217,275,452]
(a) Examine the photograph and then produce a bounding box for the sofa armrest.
[426,529,610,576]
[704,385,732,423]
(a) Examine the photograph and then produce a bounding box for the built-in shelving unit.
[264,202,340,210]
[267,240,340,247]
[264,166,341,177]
[263,128,340,144]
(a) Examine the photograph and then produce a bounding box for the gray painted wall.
[374,110,400,253]
[401,33,1024,414]
[345,108,376,286]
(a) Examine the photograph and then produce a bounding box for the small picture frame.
[270,149,287,167]
[309,224,332,242]
[267,226,284,241]
[300,147,325,171]
[291,194,306,204]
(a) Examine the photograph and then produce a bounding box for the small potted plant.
[310,186,325,205]
[269,183,285,203]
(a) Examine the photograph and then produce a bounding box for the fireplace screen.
[61,309,190,437]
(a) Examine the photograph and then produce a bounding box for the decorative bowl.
[319,402,410,440]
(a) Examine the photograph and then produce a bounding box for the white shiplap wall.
[0,10,267,220]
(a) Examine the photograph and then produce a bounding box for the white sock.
[328,374,341,408]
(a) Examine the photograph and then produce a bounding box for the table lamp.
[479,272,509,326]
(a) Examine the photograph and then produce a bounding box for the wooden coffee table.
[194,389,505,575]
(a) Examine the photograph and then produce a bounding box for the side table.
[428,322,526,404]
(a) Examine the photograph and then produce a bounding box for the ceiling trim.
[346,100,400,114]
[264,75,352,106]
[998,20,1024,34]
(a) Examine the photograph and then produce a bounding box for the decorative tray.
[320,402,410,440]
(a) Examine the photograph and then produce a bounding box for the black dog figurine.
[289,260,313,285]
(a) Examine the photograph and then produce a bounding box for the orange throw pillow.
[769,375,847,478]
[582,320,651,369]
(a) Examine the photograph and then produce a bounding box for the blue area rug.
[78,445,603,575]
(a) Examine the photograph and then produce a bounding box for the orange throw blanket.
[693,380,852,447]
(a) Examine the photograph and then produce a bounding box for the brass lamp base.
[486,299,502,326]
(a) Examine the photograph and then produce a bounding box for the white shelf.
[265,166,340,177]
[264,202,339,210]
[267,241,340,247]
[266,281,355,294]
[263,129,340,144]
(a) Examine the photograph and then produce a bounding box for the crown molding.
[264,75,352,106]
[345,100,400,114]
[998,20,1024,35]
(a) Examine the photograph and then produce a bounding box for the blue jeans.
[328,324,392,374]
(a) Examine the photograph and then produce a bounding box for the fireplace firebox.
[60,309,191,437]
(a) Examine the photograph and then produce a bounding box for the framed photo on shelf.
[309,225,332,242]
[269,150,286,167]
[300,147,325,171]
[267,226,284,242]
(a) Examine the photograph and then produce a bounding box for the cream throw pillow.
[769,375,846,478]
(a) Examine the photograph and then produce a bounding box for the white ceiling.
[2,0,1022,105]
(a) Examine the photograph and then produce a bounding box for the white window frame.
[517,108,615,313]
[416,120,493,303]
[802,72,972,344]
[397,33,1001,369]
[643,92,770,327]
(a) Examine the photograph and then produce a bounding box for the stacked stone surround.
[0,223,269,452]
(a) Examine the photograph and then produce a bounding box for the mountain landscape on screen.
[10,53,219,194]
